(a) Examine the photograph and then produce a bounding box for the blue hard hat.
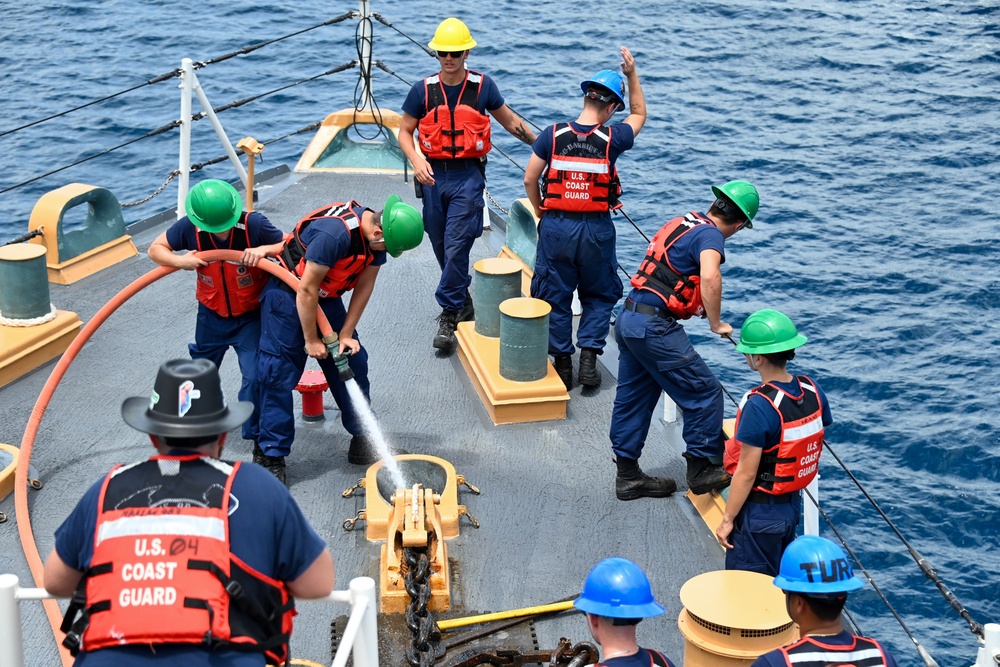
[574,558,665,619]
[773,536,866,594]
[580,70,626,112]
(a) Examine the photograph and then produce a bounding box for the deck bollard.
[473,258,522,338]
[0,244,55,325]
[498,297,550,382]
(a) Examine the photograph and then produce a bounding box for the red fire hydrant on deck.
[295,369,328,421]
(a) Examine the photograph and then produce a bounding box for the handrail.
[0,574,380,667]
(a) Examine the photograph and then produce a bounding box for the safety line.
[0,13,355,139]
[805,488,941,667]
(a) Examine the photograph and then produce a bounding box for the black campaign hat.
[121,358,253,437]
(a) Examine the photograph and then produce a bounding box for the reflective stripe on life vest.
[779,635,889,667]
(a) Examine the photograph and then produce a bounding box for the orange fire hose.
[15,250,335,665]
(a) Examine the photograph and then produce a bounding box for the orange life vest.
[541,123,622,213]
[194,213,268,317]
[60,455,294,664]
[630,213,711,319]
[723,376,824,495]
[778,635,889,667]
[417,70,492,160]
[279,202,374,298]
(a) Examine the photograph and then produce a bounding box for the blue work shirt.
[165,211,283,252]
[300,204,387,271]
[402,71,505,118]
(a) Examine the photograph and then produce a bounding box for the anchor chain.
[442,637,597,667]
[404,546,445,667]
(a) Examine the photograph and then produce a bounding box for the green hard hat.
[734,309,808,355]
[185,179,242,234]
[711,180,759,228]
[381,194,424,258]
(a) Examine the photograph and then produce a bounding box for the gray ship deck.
[0,170,722,665]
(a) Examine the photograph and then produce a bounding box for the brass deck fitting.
[380,484,450,614]
[677,570,797,665]
[341,455,479,614]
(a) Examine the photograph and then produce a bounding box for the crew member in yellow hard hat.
[399,17,537,353]
[716,309,832,576]
[523,48,647,391]
[148,179,284,454]
[255,196,424,483]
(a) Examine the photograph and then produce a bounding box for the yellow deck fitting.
[455,322,569,425]
[379,485,451,614]
[28,183,138,285]
[357,455,467,543]
[686,418,736,539]
[295,108,404,173]
[0,311,82,389]
[677,570,797,665]
[0,444,20,502]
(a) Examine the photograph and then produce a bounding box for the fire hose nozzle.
[321,334,355,382]
[332,351,354,382]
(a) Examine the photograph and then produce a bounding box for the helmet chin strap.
[745,353,759,372]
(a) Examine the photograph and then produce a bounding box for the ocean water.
[3,0,999,663]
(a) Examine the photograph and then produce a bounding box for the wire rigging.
[0,14,356,141]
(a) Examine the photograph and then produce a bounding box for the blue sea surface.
[3,1,999,664]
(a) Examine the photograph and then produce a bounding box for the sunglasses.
[436,50,465,59]
[714,197,753,230]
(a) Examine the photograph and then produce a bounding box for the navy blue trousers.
[422,164,485,312]
[725,495,801,576]
[530,211,622,355]
[256,281,371,457]
[189,304,262,441]
[609,307,724,460]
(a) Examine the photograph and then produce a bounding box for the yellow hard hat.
[428,18,477,51]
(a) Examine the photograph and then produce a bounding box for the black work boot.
[578,348,601,387]
[433,309,460,352]
[348,434,379,465]
[261,455,287,486]
[615,456,677,500]
[458,291,475,322]
[683,452,731,495]
[251,441,266,465]
[554,355,573,390]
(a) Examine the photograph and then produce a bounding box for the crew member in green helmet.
[256,195,424,483]
[609,181,758,501]
[148,179,285,454]
[716,309,833,576]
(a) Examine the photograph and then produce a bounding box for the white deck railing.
[0,574,379,667]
